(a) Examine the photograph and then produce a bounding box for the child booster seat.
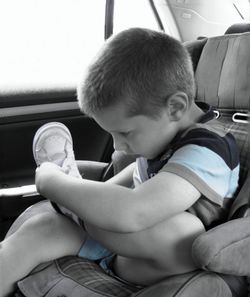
[6,32,250,297]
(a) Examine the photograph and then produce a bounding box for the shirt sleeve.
[159,144,239,206]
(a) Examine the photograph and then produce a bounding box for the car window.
[0,0,105,90]
[113,0,160,33]
[233,0,249,20]
[1,0,249,92]
[158,0,250,42]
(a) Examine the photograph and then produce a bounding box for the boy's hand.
[35,162,65,195]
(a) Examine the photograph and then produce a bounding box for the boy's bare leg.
[31,122,204,286]
[0,212,86,297]
[86,211,205,286]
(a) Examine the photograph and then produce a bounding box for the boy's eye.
[120,131,130,137]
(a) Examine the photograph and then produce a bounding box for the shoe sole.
[33,122,73,166]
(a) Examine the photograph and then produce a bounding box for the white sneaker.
[33,122,81,178]
[33,122,82,225]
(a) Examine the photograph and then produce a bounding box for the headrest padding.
[195,33,250,110]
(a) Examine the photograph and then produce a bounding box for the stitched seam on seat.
[205,234,250,269]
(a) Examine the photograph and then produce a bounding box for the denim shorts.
[78,236,115,274]
[78,236,144,288]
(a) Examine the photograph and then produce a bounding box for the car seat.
[6,31,250,297]
[225,23,250,34]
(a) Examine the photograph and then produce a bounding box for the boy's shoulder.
[172,118,239,167]
[160,117,240,193]
[144,117,239,181]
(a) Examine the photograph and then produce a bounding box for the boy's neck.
[180,101,205,130]
[151,103,205,161]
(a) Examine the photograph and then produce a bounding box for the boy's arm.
[105,162,135,187]
[36,162,200,233]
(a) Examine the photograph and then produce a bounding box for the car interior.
[1,1,250,296]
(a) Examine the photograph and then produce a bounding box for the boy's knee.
[23,212,67,238]
[22,212,85,259]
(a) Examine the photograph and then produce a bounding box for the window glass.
[233,0,250,20]
[113,0,159,34]
[0,0,105,89]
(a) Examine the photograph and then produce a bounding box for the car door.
[0,0,115,239]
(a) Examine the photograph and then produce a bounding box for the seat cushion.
[17,256,139,297]
[192,216,250,277]
[17,262,234,297]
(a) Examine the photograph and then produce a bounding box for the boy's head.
[77,28,197,159]
[78,27,195,119]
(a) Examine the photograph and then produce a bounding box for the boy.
[0,28,239,296]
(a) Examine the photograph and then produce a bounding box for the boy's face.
[93,104,178,159]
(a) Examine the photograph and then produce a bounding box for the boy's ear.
[166,92,189,121]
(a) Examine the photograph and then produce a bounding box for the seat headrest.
[195,33,250,110]
[225,23,250,34]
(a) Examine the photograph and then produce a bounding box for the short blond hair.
[78,28,195,118]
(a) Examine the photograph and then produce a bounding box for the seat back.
[190,33,250,218]
[225,23,250,34]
